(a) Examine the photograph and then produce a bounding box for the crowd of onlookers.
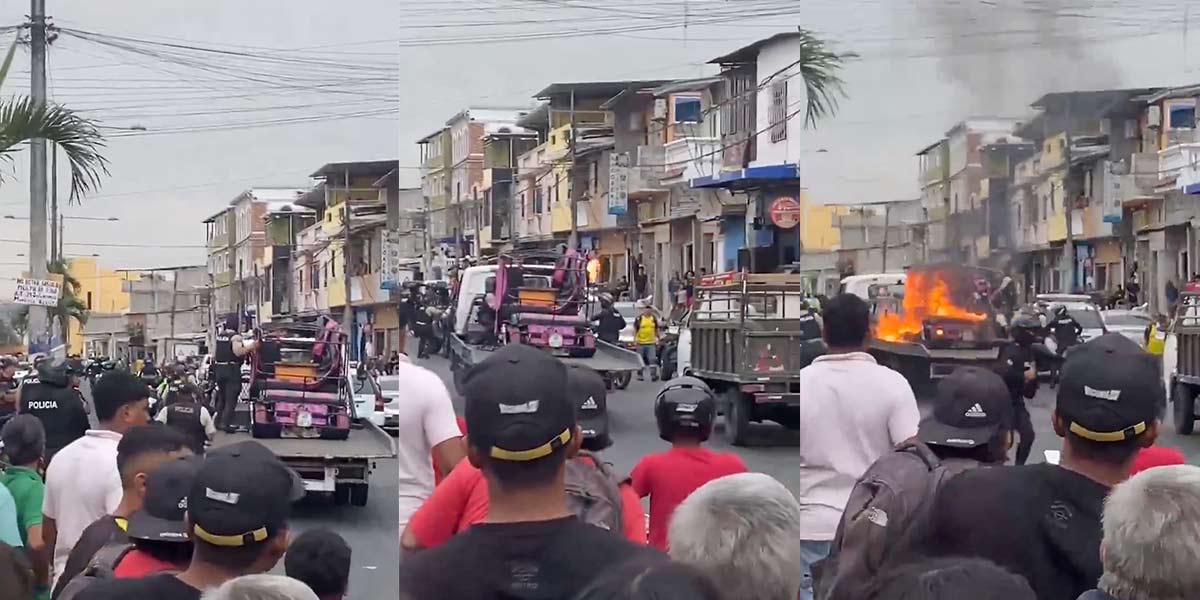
[5,288,1199,600]
[0,370,353,600]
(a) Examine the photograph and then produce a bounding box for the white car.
[350,374,385,427]
[376,374,401,435]
[1102,306,1152,347]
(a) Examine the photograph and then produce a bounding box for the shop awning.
[690,163,799,190]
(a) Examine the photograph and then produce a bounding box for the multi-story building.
[297,160,400,360]
[916,139,951,261]
[691,34,808,275]
[478,128,538,253]
[203,205,236,322]
[445,108,531,257]
[253,201,315,323]
[66,257,139,353]
[418,128,453,257]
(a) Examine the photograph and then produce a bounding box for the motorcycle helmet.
[597,292,614,309]
[64,358,85,377]
[654,376,717,443]
[1050,304,1068,319]
[35,357,71,387]
[1010,312,1043,346]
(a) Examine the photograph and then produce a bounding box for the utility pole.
[421,195,433,278]
[1061,95,1076,293]
[568,89,578,251]
[50,143,58,262]
[342,169,355,358]
[881,203,892,273]
[168,269,179,353]
[27,0,50,348]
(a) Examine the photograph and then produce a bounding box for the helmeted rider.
[17,356,90,461]
[653,376,717,443]
[1048,304,1083,350]
[997,312,1046,465]
[213,315,257,433]
[590,292,626,345]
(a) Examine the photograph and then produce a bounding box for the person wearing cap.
[398,345,662,599]
[922,333,1163,600]
[401,363,648,551]
[633,301,661,381]
[818,366,1014,600]
[54,425,193,598]
[1,414,49,598]
[76,441,303,600]
[213,316,257,433]
[797,294,920,600]
[111,456,201,578]
[42,370,152,591]
[1,356,20,424]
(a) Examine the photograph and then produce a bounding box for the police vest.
[20,380,86,454]
[165,400,207,454]
[214,333,238,363]
[797,312,822,340]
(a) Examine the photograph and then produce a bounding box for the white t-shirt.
[43,429,123,581]
[393,361,462,531]
[797,352,920,541]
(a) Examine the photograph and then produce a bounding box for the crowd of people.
[0,369,353,600]
[4,283,1198,599]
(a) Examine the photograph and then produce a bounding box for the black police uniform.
[164,398,208,455]
[996,341,1045,465]
[1050,315,1083,350]
[591,307,626,344]
[19,373,90,460]
[212,330,243,431]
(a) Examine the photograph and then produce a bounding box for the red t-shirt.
[1129,445,1186,476]
[113,548,181,579]
[432,416,468,486]
[629,446,748,550]
[408,457,647,547]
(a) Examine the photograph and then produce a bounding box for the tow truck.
[1166,289,1200,435]
[444,251,643,393]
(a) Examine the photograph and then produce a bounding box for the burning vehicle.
[869,264,1005,394]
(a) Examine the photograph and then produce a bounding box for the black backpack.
[55,543,136,600]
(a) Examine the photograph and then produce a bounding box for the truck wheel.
[613,372,631,390]
[723,390,752,447]
[1174,382,1196,435]
[349,483,369,507]
[333,484,350,506]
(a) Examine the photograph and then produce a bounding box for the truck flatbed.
[211,421,396,459]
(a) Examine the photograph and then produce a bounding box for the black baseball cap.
[919,366,1013,448]
[188,441,299,548]
[463,344,576,463]
[127,456,202,543]
[209,440,306,501]
[1057,333,1164,443]
[566,364,608,442]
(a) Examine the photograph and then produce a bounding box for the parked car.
[1102,306,1152,347]
[351,374,385,427]
[377,374,401,435]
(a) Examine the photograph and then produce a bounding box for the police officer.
[0,356,19,426]
[155,383,215,455]
[18,357,90,461]
[213,316,257,433]
[590,292,626,344]
[998,313,1052,465]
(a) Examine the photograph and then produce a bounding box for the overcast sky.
[0,0,1193,295]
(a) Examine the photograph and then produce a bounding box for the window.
[534,186,543,214]
[311,261,320,289]
[86,291,93,310]
[521,191,527,218]
[673,95,702,124]
[1170,105,1196,129]
[589,162,598,195]
[769,81,787,142]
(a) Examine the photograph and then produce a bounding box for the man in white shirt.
[394,359,465,535]
[43,370,151,584]
[798,293,920,600]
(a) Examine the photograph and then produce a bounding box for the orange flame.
[875,271,989,342]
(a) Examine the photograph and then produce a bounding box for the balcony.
[1160,142,1200,193]
[661,137,721,186]
[627,145,666,197]
[1119,152,1164,207]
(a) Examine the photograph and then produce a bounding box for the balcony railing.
[1160,142,1200,192]
[662,137,721,184]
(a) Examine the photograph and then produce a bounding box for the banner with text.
[13,277,62,307]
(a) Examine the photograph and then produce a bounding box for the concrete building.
[445,108,531,257]
[65,257,139,353]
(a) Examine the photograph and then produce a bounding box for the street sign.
[607,152,630,215]
[769,196,802,229]
[12,277,62,307]
[381,231,403,290]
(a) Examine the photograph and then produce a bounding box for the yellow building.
[798,193,850,251]
[67,257,137,352]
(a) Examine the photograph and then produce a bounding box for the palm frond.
[47,259,82,294]
[795,28,857,129]
[0,38,17,91]
[0,97,109,201]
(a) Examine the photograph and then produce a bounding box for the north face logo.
[964,403,987,419]
[581,397,598,411]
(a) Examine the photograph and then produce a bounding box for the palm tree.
[0,38,109,201]
[794,27,857,129]
[47,259,87,354]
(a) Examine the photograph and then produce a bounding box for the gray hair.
[201,575,319,600]
[667,473,802,600]
[1099,465,1200,600]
